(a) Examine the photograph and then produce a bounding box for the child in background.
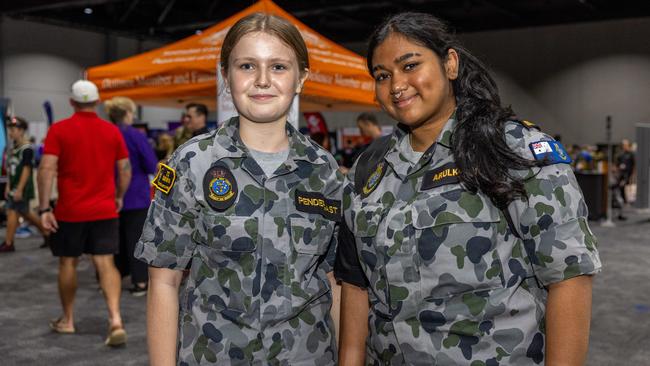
[0,117,48,253]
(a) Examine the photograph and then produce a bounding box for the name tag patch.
[295,190,341,221]
[421,162,461,190]
[529,140,572,164]
[203,163,238,211]
[152,163,176,194]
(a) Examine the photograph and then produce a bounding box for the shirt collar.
[74,111,98,118]
[383,116,457,180]
[210,117,328,170]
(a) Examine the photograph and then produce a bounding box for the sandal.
[49,317,75,334]
[105,325,127,347]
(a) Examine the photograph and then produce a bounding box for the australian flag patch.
[529,140,572,164]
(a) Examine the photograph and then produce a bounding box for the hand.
[41,212,59,233]
[115,197,123,212]
[4,190,8,200]
[13,190,23,202]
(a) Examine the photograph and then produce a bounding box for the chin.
[241,112,286,124]
[390,111,419,126]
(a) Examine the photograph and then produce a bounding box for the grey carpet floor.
[0,209,648,366]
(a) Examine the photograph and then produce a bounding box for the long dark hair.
[367,13,540,209]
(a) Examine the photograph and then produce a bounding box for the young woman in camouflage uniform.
[336,13,602,366]
[137,14,343,365]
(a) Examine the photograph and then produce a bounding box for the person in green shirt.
[0,116,48,253]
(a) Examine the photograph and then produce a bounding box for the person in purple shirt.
[105,97,158,296]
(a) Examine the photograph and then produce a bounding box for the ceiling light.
[195,30,203,35]
[84,7,93,15]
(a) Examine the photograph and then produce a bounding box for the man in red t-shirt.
[37,80,132,347]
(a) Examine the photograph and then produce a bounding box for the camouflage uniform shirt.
[136,117,343,365]
[335,117,602,365]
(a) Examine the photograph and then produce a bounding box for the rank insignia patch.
[203,163,238,211]
[421,162,461,190]
[295,190,341,221]
[152,163,176,194]
[521,120,540,130]
[362,162,386,197]
[529,140,572,165]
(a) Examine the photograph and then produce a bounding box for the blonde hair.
[104,96,136,123]
[220,13,309,74]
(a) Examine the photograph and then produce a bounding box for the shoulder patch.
[520,120,541,130]
[529,140,572,165]
[295,190,341,221]
[421,162,461,190]
[152,163,176,194]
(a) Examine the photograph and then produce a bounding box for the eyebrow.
[232,57,293,63]
[372,52,422,72]
[395,52,421,63]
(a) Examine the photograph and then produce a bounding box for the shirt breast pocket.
[288,216,334,312]
[350,201,393,317]
[195,214,259,252]
[411,190,505,300]
[289,216,333,256]
[191,213,259,314]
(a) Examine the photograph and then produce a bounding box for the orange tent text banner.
[86,0,377,111]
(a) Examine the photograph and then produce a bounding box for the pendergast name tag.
[295,190,341,221]
[421,162,461,190]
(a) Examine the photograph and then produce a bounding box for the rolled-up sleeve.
[134,149,199,270]
[507,127,602,286]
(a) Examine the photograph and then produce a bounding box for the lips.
[249,94,276,101]
[393,94,417,108]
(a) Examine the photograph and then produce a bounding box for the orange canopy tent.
[86,0,377,111]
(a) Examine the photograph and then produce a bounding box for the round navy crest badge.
[203,163,238,211]
[362,162,386,197]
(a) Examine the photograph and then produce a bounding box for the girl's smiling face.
[225,31,307,125]
[371,33,458,130]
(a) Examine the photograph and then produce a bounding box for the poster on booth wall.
[337,127,371,151]
[303,112,328,135]
[336,125,394,168]
[337,126,393,150]
[217,71,299,127]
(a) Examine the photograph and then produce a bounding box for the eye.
[374,72,390,82]
[272,64,288,71]
[404,62,419,71]
[239,63,254,70]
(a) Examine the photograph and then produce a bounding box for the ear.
[444,48,459,80]
[220,65,230,92]
[295,69,310,94]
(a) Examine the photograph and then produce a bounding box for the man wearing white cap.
[37,80,132,346]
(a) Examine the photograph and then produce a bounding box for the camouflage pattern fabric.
[342,117,602,365]
[135,117,343,365]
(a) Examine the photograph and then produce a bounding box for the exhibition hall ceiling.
[2,0,649,46]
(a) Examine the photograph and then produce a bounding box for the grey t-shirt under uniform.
[248,148,290,178]
[400,134,425,167]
